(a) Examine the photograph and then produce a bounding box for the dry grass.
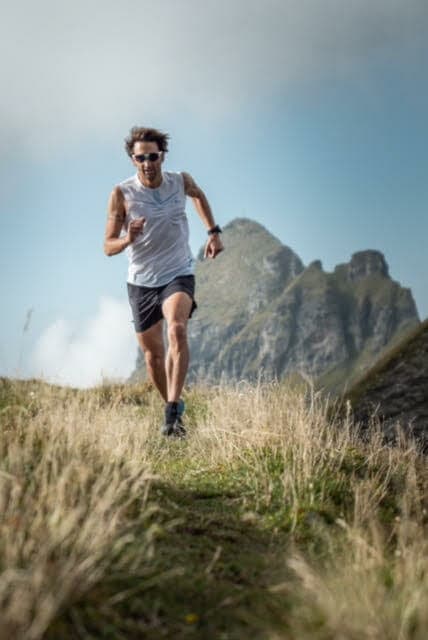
[0,377,427,639]
[284,452,428,640]
[0,379,158,639]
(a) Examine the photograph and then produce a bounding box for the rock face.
[133,218,420,392]
[345,319,428,449]
[347,250,389,281]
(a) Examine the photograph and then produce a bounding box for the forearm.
[193,192,217,230]
[184,174,222,259]
[104,235,131,256]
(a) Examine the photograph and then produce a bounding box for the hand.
[204,234,224,259]
[127,217,145,243]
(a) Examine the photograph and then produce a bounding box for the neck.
[138,170,162,189]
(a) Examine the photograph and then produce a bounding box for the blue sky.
[1,1,427,386]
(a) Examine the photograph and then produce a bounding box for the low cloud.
[1,0,427,152]
[30,297,138,387]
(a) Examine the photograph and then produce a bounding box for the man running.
[104,126,223,437]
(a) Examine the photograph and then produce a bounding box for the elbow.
[104,243,112,257]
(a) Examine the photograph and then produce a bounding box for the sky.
[1,0,427,387]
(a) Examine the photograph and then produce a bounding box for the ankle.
[165,401,179,423]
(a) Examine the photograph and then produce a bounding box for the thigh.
[160,276,197,324]
[162,291,193,325]
[136,319,165,356]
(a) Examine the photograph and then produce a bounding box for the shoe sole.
[161,419,186,439]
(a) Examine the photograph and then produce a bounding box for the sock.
[165,401,179,423]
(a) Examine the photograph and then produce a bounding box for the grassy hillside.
[0,378,427,639]
[345,317,428,406]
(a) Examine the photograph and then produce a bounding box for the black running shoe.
[160,421,175,437]
[177,398,185,418]
[161,417,186,438]
[172,416,186,438]
[161,401,187,438]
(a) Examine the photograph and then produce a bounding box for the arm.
[104,186,145,256]
[182,172,223,259]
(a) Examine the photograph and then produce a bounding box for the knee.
[168,321,187,349]
[144,348,164,370]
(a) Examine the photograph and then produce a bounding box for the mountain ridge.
[133,218,420,392]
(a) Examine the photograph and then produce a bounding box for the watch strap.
[208,224,222,235]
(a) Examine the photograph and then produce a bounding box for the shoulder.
[181,172,202,197]
[162,171,186,194]
[110,185,125,201]
[163,170,183,183]
[108,185,127,213]
[116,174,138,200]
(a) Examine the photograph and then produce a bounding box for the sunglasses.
[133,152,162,162]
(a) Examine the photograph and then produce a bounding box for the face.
[132,140,163,187]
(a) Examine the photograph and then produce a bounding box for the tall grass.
[0,377,426,639]
[0,380,158,639]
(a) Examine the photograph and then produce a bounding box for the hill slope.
[345,318,428,448]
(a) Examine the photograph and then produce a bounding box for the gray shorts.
[127,275,197,333]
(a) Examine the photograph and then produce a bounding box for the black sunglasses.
[133,152,162,162]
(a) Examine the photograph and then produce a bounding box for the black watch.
[207,224,222,235]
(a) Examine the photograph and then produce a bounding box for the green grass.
[48,442,417,638]
[1,379,427,639]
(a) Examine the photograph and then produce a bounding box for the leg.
[162,292,193,403]
[135,320,168,402]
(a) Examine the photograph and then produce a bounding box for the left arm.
[182,172,224,259]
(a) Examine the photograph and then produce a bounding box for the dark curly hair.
[124,126,170,157]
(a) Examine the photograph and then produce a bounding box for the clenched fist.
[127,217,146,243]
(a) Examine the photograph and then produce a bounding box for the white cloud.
[1,0,427,152]
[30,297,138,387]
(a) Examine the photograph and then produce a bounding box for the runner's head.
[125,127,169,187]
[124,126,170,157]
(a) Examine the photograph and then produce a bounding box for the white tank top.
[119,171,195,287]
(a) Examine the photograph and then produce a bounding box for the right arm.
[103,187,145,256]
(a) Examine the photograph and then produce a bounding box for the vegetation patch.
[0,379,427,639]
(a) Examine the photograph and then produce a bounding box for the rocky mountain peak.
[347,250,389,282]
[223,217,268,234]
[133,218,419,393]
[308,260,323,271]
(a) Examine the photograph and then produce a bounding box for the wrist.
[207,224,222,236]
